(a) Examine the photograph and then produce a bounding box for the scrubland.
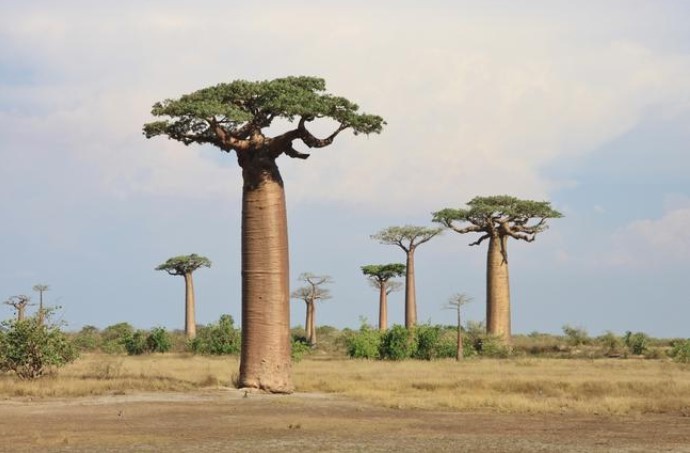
[2,353,689,417]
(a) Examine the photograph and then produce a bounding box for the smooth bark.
[456,309,464,361]
[239,168,292,393]
[307,301,316,345]
[404,251,416,328]
[184,273,196,339]
[378,283,388,331]
[486,236,511,341]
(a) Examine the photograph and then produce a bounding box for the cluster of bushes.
[344,322,509,360]
[0,311,78,379]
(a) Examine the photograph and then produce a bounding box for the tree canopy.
[143,76,385,158]
[361,263,406,282]
[155,254,212,276]
[432,195,563,245]
[371,226,443,251]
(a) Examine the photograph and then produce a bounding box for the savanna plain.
[2,352,690,452]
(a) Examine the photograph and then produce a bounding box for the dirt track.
[1,390,689,452]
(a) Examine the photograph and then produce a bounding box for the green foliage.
[669,339,690,363]
[597,331,623,355]
[624,331,650,355]
[146,327,173,353]
[465,321,511,358]
[562,325,590,347]
[345,325,382,359]
[379,325,417,360]
[189,315,241,355]
[72,325,101,351]
[360,263,406,282]
[144,76,385,146]
[124,330,149,355]
[0,313,78,379]
[156,253,211,276]
[414,325,442,360]
[291,336,312,363]
[371,226,442,249]
[101,322,134,354]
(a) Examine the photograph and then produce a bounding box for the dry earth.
[1,389,689,452]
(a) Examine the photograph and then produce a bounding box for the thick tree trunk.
[238,165,292,393]
[404,250,417,328]
[17,307,25,322]
[456,311,464,361]
[308,302,316,346]
[486,235,511,342]
[378,282,388,331]
[184,272,196,339]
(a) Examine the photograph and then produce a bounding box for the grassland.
[2,353,689,417]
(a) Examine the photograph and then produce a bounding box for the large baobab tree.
[155,254,211,340]
[372,226,442,328]
[290,273,332,346]
[361,263,405,330]
[4,295,32,321]
[433,195,562,342]
[444,293,473,361]
[144,77,384,393]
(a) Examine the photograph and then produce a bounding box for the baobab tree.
[4,295,32,321]
[155,254,211,340]
[32,284,49,323]
[290,273,333,346]
[371,226,442,328]
[444,293,473,361]
[433,195,562,342]
[361,263,405,330]
[144,77,384,393]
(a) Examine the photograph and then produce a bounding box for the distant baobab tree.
[433,195,562,342]
[291,273,332,346]
[444,293,473,361]
[371,226,442,328]
[361,263,405,330]
[144,76,384,393]
[4,295,33,321]
[155,254,211,340]
[32,284,49,322]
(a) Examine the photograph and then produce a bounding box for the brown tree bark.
[238,158,292,393]
[378,282,388,331]
[456,309,464,361]
[404,250,417,328]
[184,272,196,339]
[486,235,511,342]
[307,301,316,345]
[17,306,26,321]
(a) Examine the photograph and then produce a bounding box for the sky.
[1,1,689,337]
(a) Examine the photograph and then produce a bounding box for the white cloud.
[1,1,690,213]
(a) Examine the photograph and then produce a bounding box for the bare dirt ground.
[1,390,689,452]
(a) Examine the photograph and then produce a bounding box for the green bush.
[562,325,590,347]
[345,325,382,359]
[669,339,690,363]
[124,330,148,355]
[414,324,442,360]
[101,322,135,354]
[291,336,312,362]
[72,325,101,351]
[597,331,622,355]
[379,325,417,360]
[146,327,172,353]
[0,313,78,379]
[624,331,649,355]
[189,315,241,355]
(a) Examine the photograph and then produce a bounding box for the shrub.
[101,322,135,354]
[669,339,690,363]
[0,312,78,379]
[189,315,241,355]
[124,330,148,355]
[624,331,649,355]
[72,325,101,351]
[597,331,622,356]
[414,324,442,360]
[291,336,311,362]
[345,325,382,359]
[146,327,172,353]
[562,325,590,347]
[379,325,417,360]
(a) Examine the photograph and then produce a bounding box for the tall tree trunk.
[239,163,292,393]
[404,250,417,328]
[308,302,316,346]
[184,272,196,339]
[304,300,312,343]
[378,281,388,331]
[17,307,25,322]
[486,235,511,342]
[456,310,464,361]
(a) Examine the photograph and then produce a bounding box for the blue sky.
[1,1,689,337]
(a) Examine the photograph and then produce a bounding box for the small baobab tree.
[32,284,49,323]
[291,273,332,346]
[4,295,33,321]
[444,293,473,361]
[361,263,405,330]
[155,254,211,340]
[145,76,383,393]
[371,226,442,328]
[433,195,562,342]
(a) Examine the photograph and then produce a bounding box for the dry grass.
[2,354,689,416]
